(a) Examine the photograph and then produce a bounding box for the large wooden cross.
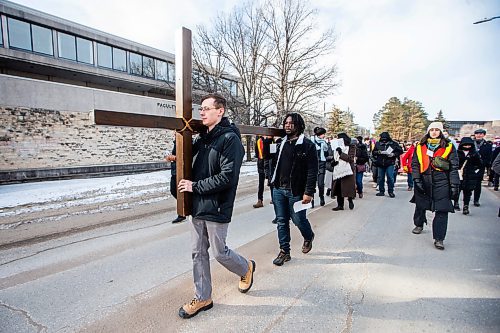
[93,27,284,217]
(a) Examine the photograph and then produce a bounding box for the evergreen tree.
[434,110,448,129]
[403,98,428,141]
[374,97,428,142]
[327,106,358,137]
[327,106,346,135]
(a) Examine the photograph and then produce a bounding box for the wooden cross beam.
[93,27,284,217]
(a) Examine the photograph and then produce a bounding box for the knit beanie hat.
[427,121,444,133]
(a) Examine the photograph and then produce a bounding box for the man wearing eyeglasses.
[177,93,255,319]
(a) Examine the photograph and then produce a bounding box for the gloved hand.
[387,153,395,158]
[332,160,339,166]
[414,178,425,194]
[451,185,460,200]
[336,147,343,154]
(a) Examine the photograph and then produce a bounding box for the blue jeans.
[407,173,414,189]
[355,171,364,194]
[377,165,395,194]
[272,188,314,253]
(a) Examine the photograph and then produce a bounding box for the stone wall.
[0,106,173,171]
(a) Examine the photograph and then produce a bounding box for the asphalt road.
[0,175,499,333]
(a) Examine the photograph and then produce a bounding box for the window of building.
[32,25,53,55]
[97,43,112,68]
[57,32,76,61]
[7,18,32,51]
[76,37,93,64]
[155,60,168,81]
[129,52,142,75]
[112,47,126,71]
[167,62,175,83]
[222,78,238,96]
[0,19,4,46]
[143,56,154,78]
[231,81,238,96]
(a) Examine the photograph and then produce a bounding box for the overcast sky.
[9,0,500,129]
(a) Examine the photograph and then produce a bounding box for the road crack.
[0,300,48,332]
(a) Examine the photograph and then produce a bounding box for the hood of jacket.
[459,137,476,151]
[379,132,392,142]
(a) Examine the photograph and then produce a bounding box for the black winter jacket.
[372,132,403,167]
[457,138,483,191]
[191,118,244,223]
[355,143,369,165]
[411,140,460,213]
[271,134,318,197]
[475,139,493,168]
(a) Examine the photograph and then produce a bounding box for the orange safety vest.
[415,142,453,173]
[256,138,264,159]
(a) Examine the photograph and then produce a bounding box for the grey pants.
[190,218,248,300]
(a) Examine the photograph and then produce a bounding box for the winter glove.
[451,185,460,201]
[414,178,425,194]
[336,147,343,154]
[332,160,339,166]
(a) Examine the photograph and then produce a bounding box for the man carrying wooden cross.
[177,92,256,319]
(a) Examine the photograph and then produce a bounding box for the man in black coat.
[270,113,318,266]
[472,128,493,206]
[372,132,403,197]
[177,93,255,319]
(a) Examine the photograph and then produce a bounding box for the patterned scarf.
[426,138,440,151]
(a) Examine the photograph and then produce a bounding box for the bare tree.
[193,2,274,127]
[262,0,339,126]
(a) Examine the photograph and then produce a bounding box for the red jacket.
[401,145,415,173]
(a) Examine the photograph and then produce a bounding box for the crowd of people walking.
[166,93,497,319]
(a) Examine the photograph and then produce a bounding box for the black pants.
[170,175,177,199]
[488,168,499,188]
[258,172,265,200]
[257,159,273,201]
[413,207,448,241]
[318,161,326,198]
[462,188,473,206]
[474,167,485,202]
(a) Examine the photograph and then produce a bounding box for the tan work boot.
[253,200,263,208]
[178,298,213,319]
[238,260,256,293]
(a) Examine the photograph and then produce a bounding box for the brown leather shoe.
[302,233,315,253]
[238,260,256,293]
[179,298,213,319]
[253,200,263,208]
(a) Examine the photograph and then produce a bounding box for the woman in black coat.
[456,137,483,215]
[410,122,460,250]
